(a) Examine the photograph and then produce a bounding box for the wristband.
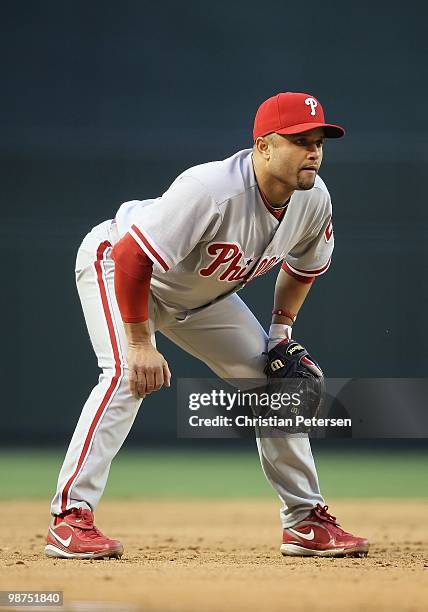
[269,323,292,342]
[272,308,297,323]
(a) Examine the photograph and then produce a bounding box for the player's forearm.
[272,268,313,325]
[123,321,152,345]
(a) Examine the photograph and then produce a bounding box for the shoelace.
[314,504,352,536]
[85,527,103,540]
[314,504,338,525]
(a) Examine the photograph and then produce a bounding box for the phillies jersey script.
[114,149,334,311]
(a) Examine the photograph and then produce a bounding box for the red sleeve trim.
[282,258,331,279]
[283,264,315,284]
[130,224,169,272]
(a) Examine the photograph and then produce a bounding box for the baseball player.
[46,92,369,559]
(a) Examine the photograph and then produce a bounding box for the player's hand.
[126,342,171,399]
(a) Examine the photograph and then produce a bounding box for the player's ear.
[254,136,271,160]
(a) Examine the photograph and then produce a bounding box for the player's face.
[268,128,324,191]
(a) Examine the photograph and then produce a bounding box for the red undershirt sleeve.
[111,233,153,323]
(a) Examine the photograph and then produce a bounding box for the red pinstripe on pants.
[60,241,122,513]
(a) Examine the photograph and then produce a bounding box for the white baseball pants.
[50,220,325,528]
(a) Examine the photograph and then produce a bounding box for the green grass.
[0,450,427,500]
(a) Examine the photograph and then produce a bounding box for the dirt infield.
[0,499,427,612]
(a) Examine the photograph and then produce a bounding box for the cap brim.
[276,122,345,139]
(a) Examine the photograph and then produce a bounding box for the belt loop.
[108,219,120,245]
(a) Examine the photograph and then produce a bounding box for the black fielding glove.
[265,337,323,380]
[259,329,325,433]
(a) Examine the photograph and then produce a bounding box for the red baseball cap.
[253,92,345,140]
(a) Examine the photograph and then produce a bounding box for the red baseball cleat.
[45,507,123,559]
[281,504,369,557]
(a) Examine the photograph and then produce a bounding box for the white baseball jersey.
[114,149,334,311]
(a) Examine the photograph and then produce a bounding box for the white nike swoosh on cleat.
[288,527,315,541]
[49,527,72,547]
